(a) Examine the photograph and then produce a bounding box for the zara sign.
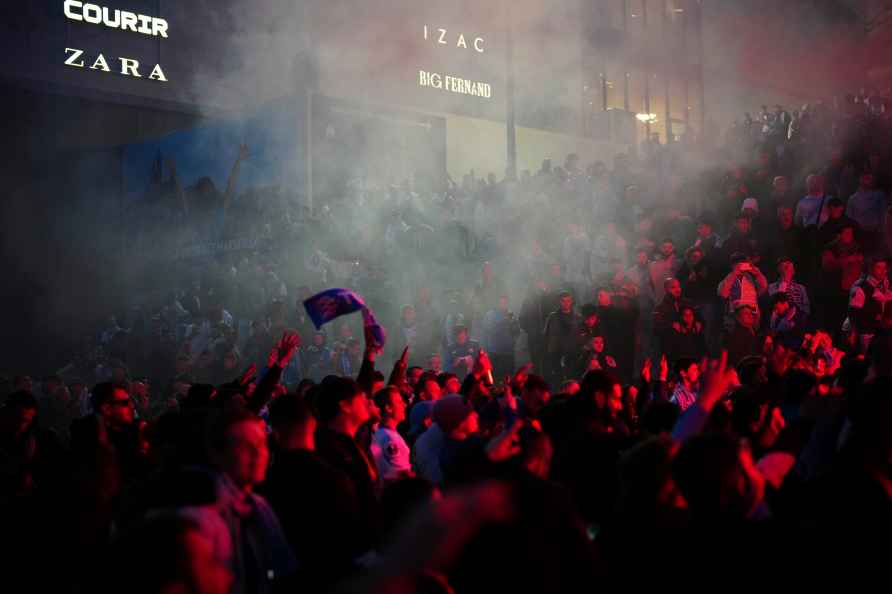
[62,0,169,82]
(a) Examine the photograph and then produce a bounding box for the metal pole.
[506,1,517,181]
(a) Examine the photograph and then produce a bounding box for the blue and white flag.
[303,288,387,349]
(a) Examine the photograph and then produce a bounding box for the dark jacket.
[314,427,378,552]
[544,310,581,357]
[653,296,696,341]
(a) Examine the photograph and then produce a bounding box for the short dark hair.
[3,390,38,412]
[269,392,314,430]
[437,372,458,389]
[415,371,440,397]
[374,386,401,412]
[314,376,363,423]
[207,408,262,454]
[92,382,129,410]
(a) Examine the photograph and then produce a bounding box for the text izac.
[64,48,168,82]
[63,0,169,38]
[423,26,484,53]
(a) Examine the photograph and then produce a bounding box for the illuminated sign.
[419,70,491,99]
[62,1,168,82]
[63,0,169,38]
[423,25,484,53]
[418,25,491,99]
[64,48,167,81]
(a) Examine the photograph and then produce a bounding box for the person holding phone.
[718,253,768,332]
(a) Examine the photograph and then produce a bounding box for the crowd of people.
[4,88,892,592]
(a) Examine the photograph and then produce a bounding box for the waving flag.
[303,288,387,349]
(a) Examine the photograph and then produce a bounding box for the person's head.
[772,292,791,316]
[665,278,682,300]
[736,306,756,329]
[346,338,362,358]
[676,358,700,386]
[315,376,370,434]
[806,174,824,195]
[734,213,751,235]
[416,371,443,401]
[454,325,469,345]
[660,239,675,257]
[522,375,550,418]
[208,409,269,490]
[772,175,789,196]
[839,224,856,244]
[581,303,599,328]
[438,372,461,395]
[498,295,510,312]
[401,305,417,326]
[597,288,612,307]
[592,335,606,353]
[312,331,326,348]
[558,291,573,313]
[860,171,876,190]
[870,257,889,281]
[0,391,38,440]
[269,392,316,450]
[408,366,424,387]
[428,354,442,374]
[686,247,704,266]
[637,248,649,266]
[338,321,353,340]
[777,257,795,281]
[730,252,751,274]
[741,198,759,217]
[13,375,33,393]
[549,262,562,279]
[827,197,845,220]
[681,306,696,328]
[93,382,134,429]
[433,395,478,439]
[697,217,714,238]
[375,386,407,425]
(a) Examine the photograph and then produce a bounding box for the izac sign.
[63,0,168,82]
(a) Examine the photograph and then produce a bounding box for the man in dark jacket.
[544,290,580,383]
[653,278,696,359]
[520,279,558,375]
[722,305,760,367]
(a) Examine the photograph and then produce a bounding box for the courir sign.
[62,1,169,82]
[63,0,169,37]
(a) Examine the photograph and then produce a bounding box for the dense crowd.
[4,89,892,593]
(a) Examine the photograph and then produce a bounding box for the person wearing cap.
[313,377,378,552]
[412,395,478,486]
[543,290,580,384]
[768,257,811,320]
[718,253,768,331]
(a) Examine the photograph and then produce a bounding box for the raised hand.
[659,354,669,382]
[239,363,257,387]
[641,358,652,383]
[269,331,301,367]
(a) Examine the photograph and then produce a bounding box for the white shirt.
[371,426,411,483]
